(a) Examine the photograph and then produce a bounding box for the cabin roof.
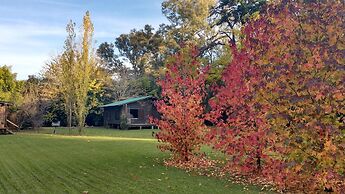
[100,96,152,108]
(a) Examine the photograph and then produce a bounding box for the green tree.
[0,65,22,103]
[96,42,124,74]
[161,0,267,58]
[160,0,235,85]
[210,0,267,44]
[115,25,164,76]
[161,0,217,54]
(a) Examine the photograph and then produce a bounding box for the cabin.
[100,96,159,129]
[0,101,14,135]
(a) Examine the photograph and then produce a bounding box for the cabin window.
[129,109,139,119]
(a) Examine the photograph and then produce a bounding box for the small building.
[100,96,159,129]
[0,101,13,134]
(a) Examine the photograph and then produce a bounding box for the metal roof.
[100,96,152,108]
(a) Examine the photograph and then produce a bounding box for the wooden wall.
[103,106,122,127]
[0,105,7,129]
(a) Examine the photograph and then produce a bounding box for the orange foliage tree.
[151,47,209,162]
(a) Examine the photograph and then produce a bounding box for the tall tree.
[61,20,77,129]
[74,11,97,133]
[45,21,77,129]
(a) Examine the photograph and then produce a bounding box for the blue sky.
[0,0,167,80]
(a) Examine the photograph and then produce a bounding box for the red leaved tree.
[210,0,345,192]
[206,42,273,175]
[151,46,209,162]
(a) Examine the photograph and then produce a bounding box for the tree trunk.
[78,114,84,135]
[68,106,72,135]
[78,126,82,135]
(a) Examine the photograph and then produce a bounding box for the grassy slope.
[0,128,264,194]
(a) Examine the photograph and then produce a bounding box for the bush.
[120,114,129,130]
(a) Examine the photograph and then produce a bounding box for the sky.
[0,0,168,80]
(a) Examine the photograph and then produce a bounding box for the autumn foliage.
[151,46,209,162]
[154,0,344,193]
[207,42,271,175]
[208,0,345,192]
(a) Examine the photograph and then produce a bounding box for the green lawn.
[0,128,265,194]
[26,127,158,139]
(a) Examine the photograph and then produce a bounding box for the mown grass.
[0,128,265,194]
[28,127,157,139]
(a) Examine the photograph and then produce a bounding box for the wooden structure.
[101,96,159,129]
[0,101,14,135]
